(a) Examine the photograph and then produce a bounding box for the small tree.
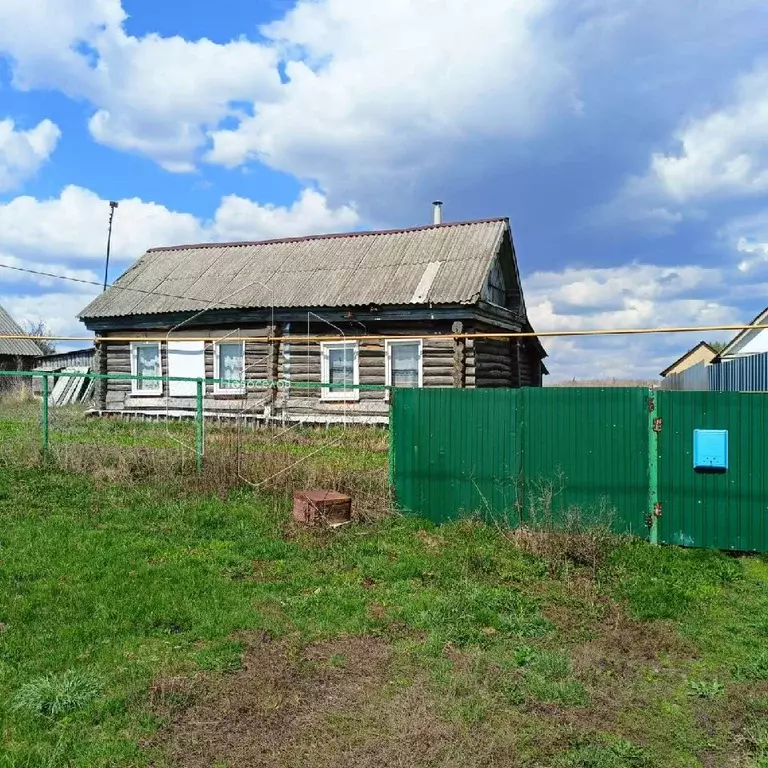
[23,320,56,356]
[707,341,728,354]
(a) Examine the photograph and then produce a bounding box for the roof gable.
[659,341,717,377]
[0,305,43,357]
[718,306,768,358]
[79,219,512,320]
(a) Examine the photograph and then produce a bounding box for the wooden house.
[78,216,547,424]
[0,304,42,372]
[659,341,718,378]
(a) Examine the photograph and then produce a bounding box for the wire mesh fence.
[0,370,391,519]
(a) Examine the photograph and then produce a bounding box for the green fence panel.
[392,387,649,533]
[392,388,521,525]
[520,388,649,537]
[657,391,768,552]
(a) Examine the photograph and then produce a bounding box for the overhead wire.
[0,260,752,344]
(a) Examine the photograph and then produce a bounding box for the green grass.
[0,460,768,765]
[0,403,388,472]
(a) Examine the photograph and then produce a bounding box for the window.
[321,342,359,400]
[386,340,422,396]
[483,259,507,307]
[214,341,245,394]
[130,342,161,395]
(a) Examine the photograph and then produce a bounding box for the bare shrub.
[507,474,628,578]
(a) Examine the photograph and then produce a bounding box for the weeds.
[736,652,768,681]
[0,402,392,519]
[506,475,627,579]
[11,669,102,718]
[686,679,725,699]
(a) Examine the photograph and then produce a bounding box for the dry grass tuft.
[505,476,629,579]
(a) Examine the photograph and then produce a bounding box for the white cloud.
[0,254,99,287]
[0,186,205,260]
[0,0,280,171]
[647,65,768,202]
[207,0,578,198]
[0,183,360,346]
[525,263,739,380]
[604,62,768,230]
[212,189,358,241]
[0,118,61,191]
[719,209,768,272]
[0,291,99,340]
[0,185,359,264]
[0,0,581,178]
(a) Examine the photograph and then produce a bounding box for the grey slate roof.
[79,219,509,320]
[0,305,43,357]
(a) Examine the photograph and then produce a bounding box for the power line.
[0,324,757,344]
[0,261,753,344]
[0,262,237,305]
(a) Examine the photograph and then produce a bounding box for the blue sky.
[1,0,768,379]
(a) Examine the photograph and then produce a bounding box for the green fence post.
[195,378,204,473]
[648,388,659,545]
[388,388,395,503]
[41,373,49,455]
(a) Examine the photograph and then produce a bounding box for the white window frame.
[385,339,423,400]
[130,341,162,396]
[214,340,246,395]
[321,341,360,401]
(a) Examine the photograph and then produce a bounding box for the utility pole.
[103,201,119,292]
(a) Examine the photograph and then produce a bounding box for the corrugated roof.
[79,218,509,319]
[0,305,43,357]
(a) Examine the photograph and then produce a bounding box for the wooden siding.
[95,317,543,422]
[474,337,515,388]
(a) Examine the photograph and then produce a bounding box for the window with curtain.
[321,342,359,400]
[387,340,422,390]
[216,342,245,393]
[131,343,161,394]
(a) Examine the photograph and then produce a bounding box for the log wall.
[95,317,543,422]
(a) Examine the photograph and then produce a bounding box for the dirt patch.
[153,634,534,767]
[571,606,695,678]
[152,635,426,767]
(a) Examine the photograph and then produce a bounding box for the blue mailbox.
[693,429,728,471]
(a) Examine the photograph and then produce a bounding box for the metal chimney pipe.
[432,201,443,225]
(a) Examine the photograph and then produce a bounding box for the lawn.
[2,462,768,767]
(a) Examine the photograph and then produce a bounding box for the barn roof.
[0,304,43,357]
[79,218,511,320]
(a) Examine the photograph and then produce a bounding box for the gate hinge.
[647,396,655,413]
[653,417,663,433]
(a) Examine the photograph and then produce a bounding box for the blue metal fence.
[710,353,768,392]
[658,353,768,393]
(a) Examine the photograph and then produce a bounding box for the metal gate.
[655,391,768,552]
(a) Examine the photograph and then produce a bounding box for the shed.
[0,304,42,371]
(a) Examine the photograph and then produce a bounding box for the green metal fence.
[656,390,768,551]
[392,387,768,552]
[392,388,650,535]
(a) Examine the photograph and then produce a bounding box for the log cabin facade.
[78,217,547,424]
